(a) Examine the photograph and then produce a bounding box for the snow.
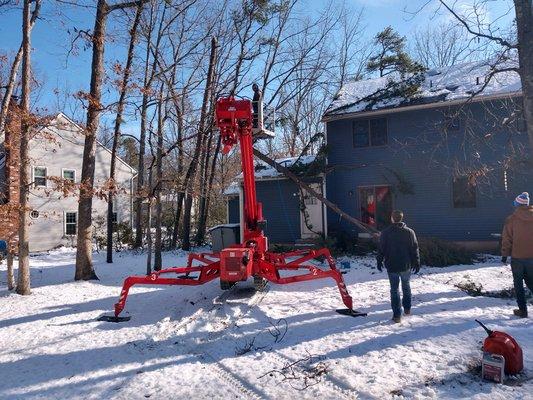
[325,58,522,117]
[207,223,240,231]
[223,182,240,196]
[0,249,531,399]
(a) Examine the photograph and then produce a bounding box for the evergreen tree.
[367,26,425,77]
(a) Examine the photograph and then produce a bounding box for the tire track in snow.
[183,285,359,400]
[150,284,272,399]
[184,286,362,399]
[188,286,272,399]
[195,351,265,400]
[151,288,233,339]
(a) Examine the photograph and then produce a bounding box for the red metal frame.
[111,96,355,318]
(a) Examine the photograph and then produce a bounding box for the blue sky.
[0,0,515,128]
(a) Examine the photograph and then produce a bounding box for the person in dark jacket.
[252,83,262,129]
[376,210,420,323]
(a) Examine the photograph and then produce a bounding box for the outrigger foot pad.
[336,309,368,317]
[97,315,131,323]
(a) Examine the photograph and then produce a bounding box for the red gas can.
[476,320,523,375]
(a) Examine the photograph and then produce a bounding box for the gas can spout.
[475,319,493,336]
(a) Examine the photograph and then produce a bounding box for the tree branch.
[439,0,517,49]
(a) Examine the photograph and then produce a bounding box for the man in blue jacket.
[376,210,420,323]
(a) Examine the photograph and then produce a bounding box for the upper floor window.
[353,118,388,148]
[62,169,76,183]
[453,176,476,208]
[33,167,47,187]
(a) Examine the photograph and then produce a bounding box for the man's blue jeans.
[511,258,533,311]
[388,271,411,318]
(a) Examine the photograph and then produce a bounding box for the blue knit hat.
[514,192,530,207]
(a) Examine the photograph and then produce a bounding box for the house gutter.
[322,92,523,122]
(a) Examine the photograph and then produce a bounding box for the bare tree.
[180,36,218,250]
[75,0,146,281]
[413,22,475,69]
[514,0,533,152]
[106,1,144,263]
[134,0,163,249]
[16,0,33,295]
[430,0,532,153]
[336,5,367,88]
[0,0,40,139]
[153,88,164,270]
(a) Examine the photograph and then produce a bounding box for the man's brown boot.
[392,316,401,323]
[404,309,411,316]
[513,309,528,318]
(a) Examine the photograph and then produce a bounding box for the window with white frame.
[33,167,47,187]
[62,169,76,183]
[65,212,77,235]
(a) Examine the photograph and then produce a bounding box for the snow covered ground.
[0,248,531,400]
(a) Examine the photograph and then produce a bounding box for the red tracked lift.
[102,96,365,322]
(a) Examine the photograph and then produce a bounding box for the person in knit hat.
[513,192,530,207]
[501,192,533,318]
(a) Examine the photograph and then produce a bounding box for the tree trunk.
[106,1,143,263]
[194,113,214,245]
[7,251,15,290]
[171,191,185,247]
[154,93,164,271]
[514,0,533,153]
[16,0,32,295]
[146,167,154,275]
[170,112,184,248]
[146,198,153,275]
[75,0,109,281]
[0,0,40,139]
[181,37,217,250]
[195,131,221,245]
[134,86,149,248]
[134,1,162,249]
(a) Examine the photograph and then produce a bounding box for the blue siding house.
[323,60,531,246]
[225,156,326,244]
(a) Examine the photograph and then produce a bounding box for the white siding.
[27,114,135,252]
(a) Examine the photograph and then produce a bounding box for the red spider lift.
[100,95,366,322]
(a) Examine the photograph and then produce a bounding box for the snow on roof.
[325,58,522,118]
[223,182,240,196]
[223,154,316,195]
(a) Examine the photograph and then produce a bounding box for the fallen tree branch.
[258,352,329,390]
[253,148,379,234]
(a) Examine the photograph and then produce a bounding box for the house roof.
[0,112,137,177]
[49,113,137,175]
[324,58,522,120]
[223,154,316,196]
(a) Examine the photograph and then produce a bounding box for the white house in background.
[0,113,137,252]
